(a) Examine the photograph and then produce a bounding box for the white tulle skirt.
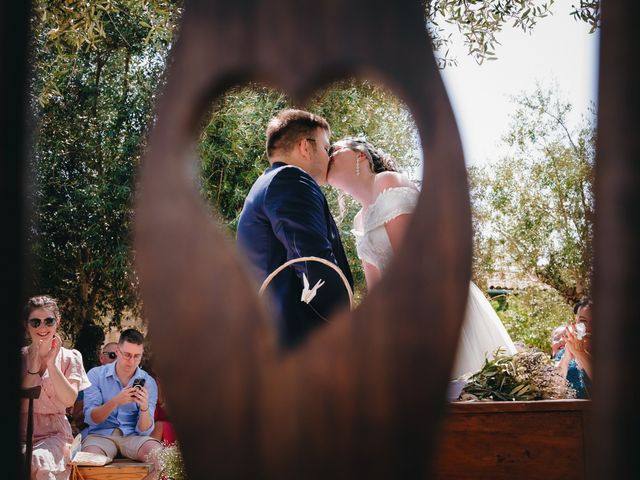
[451,282,517,379]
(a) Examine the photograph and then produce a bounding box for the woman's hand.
[565,324,586,356]
[565,323,592,378]
[44,335,62,367]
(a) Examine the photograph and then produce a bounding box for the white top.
[352,186,420,272]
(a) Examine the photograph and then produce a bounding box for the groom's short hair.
[118,328,145,346]
[266,109,330,160]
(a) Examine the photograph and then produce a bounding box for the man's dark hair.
[573,297,593,315]
[265,109,330,159]
[118,328,145,346]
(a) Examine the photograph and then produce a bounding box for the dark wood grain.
[448,399,590,414]
[9,0,638,478]
[3,1,33,478]
[134,0,470,478]
[592,1,640,479]
[435,400,588,480]
[21,386,42,477]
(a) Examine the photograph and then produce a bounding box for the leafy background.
[28,0,596,363]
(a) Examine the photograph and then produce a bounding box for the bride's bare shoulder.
[372,171,415,194]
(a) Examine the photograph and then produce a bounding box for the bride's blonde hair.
[335,137,398,173]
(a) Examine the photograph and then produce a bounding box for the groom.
[237,109,353,349]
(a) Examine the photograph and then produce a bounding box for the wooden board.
[434,400,589,479]
[75,459,152,480]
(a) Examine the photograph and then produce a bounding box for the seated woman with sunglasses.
[21,295,91,480]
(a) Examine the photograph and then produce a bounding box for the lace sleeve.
[364,187,419,231]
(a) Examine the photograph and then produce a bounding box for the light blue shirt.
[83,362,158,436]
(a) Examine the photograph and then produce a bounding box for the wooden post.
[2,1,33,479]
[592,0,640,477]
[135,0,470,478]
[11,0,640,478]
[21,386,42,475]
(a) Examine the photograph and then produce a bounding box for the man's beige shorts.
[81,428,162,460]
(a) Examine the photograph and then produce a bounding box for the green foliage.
[461,347,576,401]
[494,287,573,353]
[32,0,179,51]
[198,87,288,229]
[32,0,180,108]
[469,85,595,304]
[28,0,597,345]
[29,0,182,342]
[425,0,557,66]
[569,1,601,33]
[470,169,499,288]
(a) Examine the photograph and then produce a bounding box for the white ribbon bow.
[301,273,325,304]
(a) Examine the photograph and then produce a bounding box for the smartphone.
[132,378,146,389]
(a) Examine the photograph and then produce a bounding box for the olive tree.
[470,85,595,304]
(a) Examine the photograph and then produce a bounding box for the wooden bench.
[73,459,152,480]
[434,399,590,480]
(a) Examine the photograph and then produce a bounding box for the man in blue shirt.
[70,342,119,435]
[81,329,162,465]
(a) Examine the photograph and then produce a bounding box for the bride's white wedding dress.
[352,186,517,379]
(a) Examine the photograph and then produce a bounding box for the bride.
[327,137,516,379]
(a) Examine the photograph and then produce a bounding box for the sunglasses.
[102,351,117,360]
[28,317,57,328]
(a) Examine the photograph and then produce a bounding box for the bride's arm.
[385,213,412,254]
[362,260,381,289]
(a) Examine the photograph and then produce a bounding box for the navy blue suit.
[237,162,354,348]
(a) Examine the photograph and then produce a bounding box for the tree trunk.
[74,322,105,371]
